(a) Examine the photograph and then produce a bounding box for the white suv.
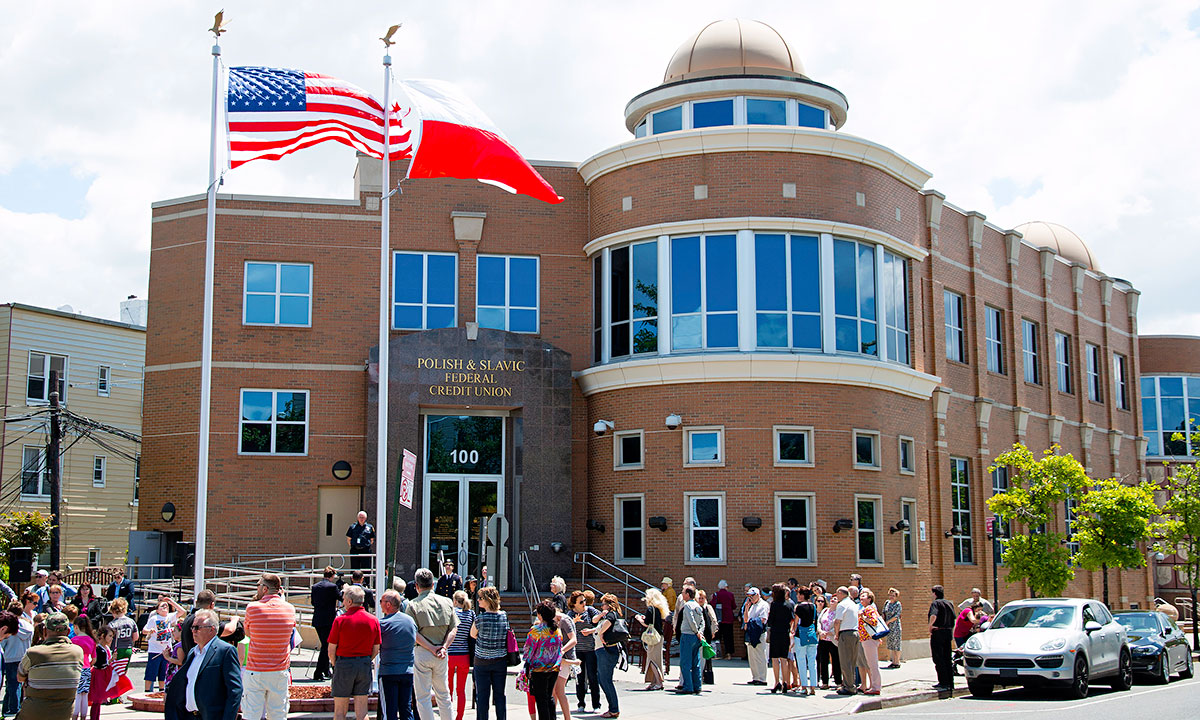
[962,598,1132,698]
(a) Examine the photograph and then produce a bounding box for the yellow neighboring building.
[0,302,144,569]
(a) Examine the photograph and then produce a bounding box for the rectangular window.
[901,499,917,565]
[609,242,658,358]
[614,431,644,470]
[133,456,140,504]
[692,98,734,128]
[898,436,915,474]
[882,251,909,364]
[477,255,539,333]
[393,252,457,330]
[92,456,106,488]
[853,430,880,469]
[97,366,111,397]
[614,494,644,563]
[651,106,683,133]
[672,234,738,350]
[239,389,309,455]
[746,98,787,125]
[87,549,100,567]
[985,306,1005,374]
[1055,332,1073,393]
[856,495,882,564]
[1114,354,1130,410]
[1147,376,1198,457]
[243,261,312,326]
[1022,319,1041,384]
[26,352,67,403]
[833,239,877,356]
[1065,498,1079,555]
[944,290,966,363]
[754,234,821,351]
[686,493,725,563]
[796,103,826,128]
[775,493,814,563]
[951,457,973,564]
[21,446,48,499]
[593,256,603,363]
[991,466,1011,553]
[774,426,814,466]
[1086,343,1103,402]
[684,427,724,466]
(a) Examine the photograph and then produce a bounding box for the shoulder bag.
[505,628,522,666]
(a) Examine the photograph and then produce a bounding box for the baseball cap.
[661,577,673,586]
[45,613,69,633]
[35,569,49,577]
[746,587,760,596]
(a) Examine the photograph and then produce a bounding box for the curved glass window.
[610,241,658,358]
[796,104,826,128]
[672,234,738,350]
[1142,376,1200,457]
[651,106,683,134]
[833,239,877,356]
[640,96,829,136]
[754,234,820,350]
[747,98,787,125]
[693,99,734,128]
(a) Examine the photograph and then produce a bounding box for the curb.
[853,686,969,713]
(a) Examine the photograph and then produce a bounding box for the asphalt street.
[837,675,1200,719]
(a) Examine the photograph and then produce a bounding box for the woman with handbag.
[792,587,819,695]
[470,586,511,720]
[855,588,884,695]
[523,601,564,720]
[815,593,841,690]
[582,593,625,718]
[634,589,668,690]
[569,592,601,712]
[696,590,718,685]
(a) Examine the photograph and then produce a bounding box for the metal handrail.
[518,551,539,619]
[573,551,655,612]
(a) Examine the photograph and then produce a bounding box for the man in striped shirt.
[242,573,298,720]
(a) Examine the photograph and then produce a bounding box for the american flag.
[226,66,412,168]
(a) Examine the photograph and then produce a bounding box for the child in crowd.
[107,598,139,699]
[71,615,96,720]
[163,620,184,684]
[88,625,116,720]
[142,596,183,692]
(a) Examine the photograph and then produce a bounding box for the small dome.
[1014,221,1100,271]
[663,19,805,83]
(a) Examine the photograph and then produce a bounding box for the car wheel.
[1110,649,1133,691]
[1181,651,1194,680]
[1156,653,1172,684]
[968,679,993,698]
[1069,656,1089,699]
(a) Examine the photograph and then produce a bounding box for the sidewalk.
[103,647,955,719]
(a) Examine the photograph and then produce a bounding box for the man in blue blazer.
[163,608,242,720]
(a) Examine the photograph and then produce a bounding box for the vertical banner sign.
[399,449,417,509]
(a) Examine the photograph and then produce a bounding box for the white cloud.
[0,1,1197,334]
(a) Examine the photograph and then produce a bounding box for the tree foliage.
[1073,479,1159,573]
[988,444,1091,597]
[1154,462,1200,595]
[0,510,55,559]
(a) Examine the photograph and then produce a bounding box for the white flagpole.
[194,22,223,597]
[375,47,392,616]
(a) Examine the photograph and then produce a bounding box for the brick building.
[140,19,1154,622]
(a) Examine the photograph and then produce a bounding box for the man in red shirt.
[329,584,381,720]
[242,573,297,720]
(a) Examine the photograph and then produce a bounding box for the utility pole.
[48,370,62,571]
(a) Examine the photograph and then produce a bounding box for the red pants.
[448,654,470,720]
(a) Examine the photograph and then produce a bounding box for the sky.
[2,2,1199,334]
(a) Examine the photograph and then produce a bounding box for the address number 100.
[450,449,479,465]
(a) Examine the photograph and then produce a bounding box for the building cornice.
[582,216,929,262]
[578,127,932,190]
[575,352,941,399]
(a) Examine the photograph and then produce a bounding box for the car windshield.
[1116,614,1159,634]
[990,604,1077,630]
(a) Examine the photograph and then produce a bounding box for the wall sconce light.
[550,542,565,553]
[587,519,606,532]
[945,525,962,538]
[331,460,352,480]
[742,516,762,532]
[890,519,910,534]
[161,502,176,523]
[648,516,668,532]
[832,518,854,533]
[664,413,682,430]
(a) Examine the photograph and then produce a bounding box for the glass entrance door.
[423,415,504,575]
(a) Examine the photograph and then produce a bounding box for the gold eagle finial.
[381,24,401,48]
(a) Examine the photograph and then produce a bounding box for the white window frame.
[613,493,645,565]
[1065,498,1080,555]
[853,429,881,470]
[684,426,725,467]
[1113,354,1130,410]
[898,436,915,475]
[20,445,49,500]
[1055,331,1073,394]
[392,251,458,330]
[855,494,883,566]
[951,456,974,564]
[1022,319,1041,384]
[614,430,645,471]
[1086,343,1103,403]
[773,426,814,467]
[984,306,1005,374]
[26,351,68,404]
[685,492,726,564]
[133,455,140,505]
[97,366,111,397]
[476,254,540,334]
[670,234,739,351]
[238,388,310,456]
[87,548,101,567]
[242,261,313,327]
[753,233,823,352]
[775,491,816,565]
[944,290,966,363]
[92,456,106,488]
[900,498,918,566]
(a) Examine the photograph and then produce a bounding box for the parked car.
[1113,610,1193,684]
[962,597,1132,699]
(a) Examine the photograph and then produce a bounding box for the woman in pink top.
[71,615,96,720]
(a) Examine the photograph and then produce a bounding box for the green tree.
[1154,460,1200,652]
[0,510,55,562]
[988,444,1090,597]
[1071,479,1159,606]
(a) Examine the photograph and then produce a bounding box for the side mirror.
[980,621,991,631]
[1084,620,1103,633]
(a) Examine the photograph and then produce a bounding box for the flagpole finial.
[209,9,229,41]
[381,24,401,49]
